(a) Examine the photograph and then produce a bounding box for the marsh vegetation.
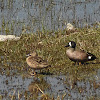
[0,0,100,100]
[0,27,100,99]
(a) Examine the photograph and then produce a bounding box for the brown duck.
[26,51,51,75]
[65,41,96,64]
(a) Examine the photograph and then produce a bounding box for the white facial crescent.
[69,42,72,46]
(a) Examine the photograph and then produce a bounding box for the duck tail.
[87,52,97,61]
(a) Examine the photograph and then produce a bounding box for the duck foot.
[78,62,82,65]
[73,62,83,65]
[72,62,80,65]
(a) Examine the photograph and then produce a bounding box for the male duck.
[26,51,51,75]
[65,41,96,64]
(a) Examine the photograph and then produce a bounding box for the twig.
[11,90,16,100]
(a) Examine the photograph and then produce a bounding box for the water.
[0,0,100,99]
[0,71,100,99]
[0,0,100,35]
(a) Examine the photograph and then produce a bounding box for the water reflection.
[0,72,100,99]
[0,0,100,35]
[0,74,32,99]
[28,78,50,99]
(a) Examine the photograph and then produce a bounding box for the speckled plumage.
[26,51,50,75]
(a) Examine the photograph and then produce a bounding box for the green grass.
[0,27,100,100]
[0,28,100,80]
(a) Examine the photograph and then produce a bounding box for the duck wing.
[33,56,47,64]
[34,56,50,68]
[73,50,88,60]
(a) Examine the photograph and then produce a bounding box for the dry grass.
[0,27,100,99]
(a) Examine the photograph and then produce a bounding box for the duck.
[26,51,51,75]
[65,41,96,64]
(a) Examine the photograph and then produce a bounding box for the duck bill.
[65,44,69,47]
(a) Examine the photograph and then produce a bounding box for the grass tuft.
[0,28,100,79]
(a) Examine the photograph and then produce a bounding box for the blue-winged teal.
[65,41,96,64]
[26,51,51,75]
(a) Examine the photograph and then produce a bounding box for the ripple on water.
[0,70,100,99]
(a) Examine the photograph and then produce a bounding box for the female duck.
[26,51,51,75]
[65,41,96,64]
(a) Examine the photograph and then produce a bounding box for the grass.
[0,27,100,99]
[0,27,100,77]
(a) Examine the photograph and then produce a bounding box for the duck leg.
[76,62,79,65]
[74,62,79,65]
[78,62,82,65]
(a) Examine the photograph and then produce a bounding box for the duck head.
[65,41,76,48]
[26,51,38,57]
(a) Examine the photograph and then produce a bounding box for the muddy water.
[0,0,100,35]
[0,69,100,100]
